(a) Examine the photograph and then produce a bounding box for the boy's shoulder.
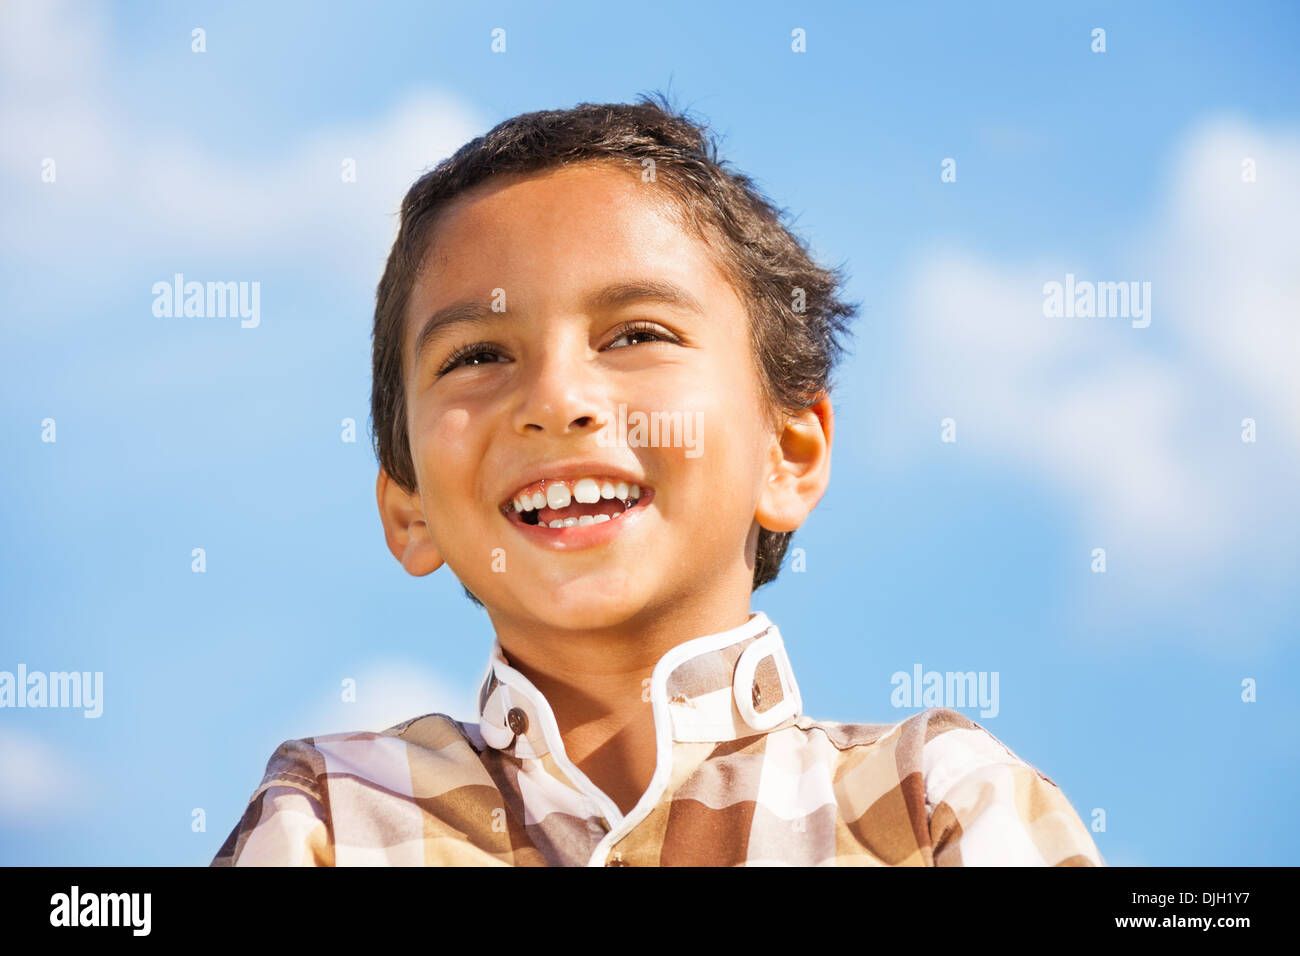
[211,713,494,867]
[795,705,1061,793]
[247,712,487,800]
[795,706,1101,866]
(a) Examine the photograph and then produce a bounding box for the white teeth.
[541,511,616,530]
[546,483,571,509]
[509,475,652,516]
[541,512,610,529]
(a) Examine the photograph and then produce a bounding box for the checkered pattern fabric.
[212,612,1103,866]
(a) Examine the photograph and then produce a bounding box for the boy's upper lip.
[498,460,652,509]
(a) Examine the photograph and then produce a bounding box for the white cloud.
[291,660,481,739]
[884,114,1299,634]
[0,727,89,826]
[1146,117,1300,452]
[0,0,485,278]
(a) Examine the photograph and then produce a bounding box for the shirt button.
[605,854,629,866]
[752,682,762,709]
[506,707,528,735]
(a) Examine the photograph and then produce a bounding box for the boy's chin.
[503,579,658,629]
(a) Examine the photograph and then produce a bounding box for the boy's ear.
[376,468,445,577]
[755,394,834,534]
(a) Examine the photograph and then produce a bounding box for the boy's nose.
[511,331,610,438]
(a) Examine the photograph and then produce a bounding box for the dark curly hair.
[371,91,858,607]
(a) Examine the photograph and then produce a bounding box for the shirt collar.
[474,611,801,759]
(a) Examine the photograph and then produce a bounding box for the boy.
[212,95,1103,866]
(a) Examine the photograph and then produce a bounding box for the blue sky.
[1,0,1297,866]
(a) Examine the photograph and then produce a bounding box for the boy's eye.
[438,346,505,376]
[607,320,676,349]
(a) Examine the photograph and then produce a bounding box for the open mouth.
[500,476,654,529]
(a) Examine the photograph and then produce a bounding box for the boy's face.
[379,162,830,634]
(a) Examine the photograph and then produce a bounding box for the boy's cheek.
[416,408,476,457]
[411,423,490,503]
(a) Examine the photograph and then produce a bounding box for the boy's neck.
[489,597,754,817]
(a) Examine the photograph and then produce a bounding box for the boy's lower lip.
[501,490,655,551]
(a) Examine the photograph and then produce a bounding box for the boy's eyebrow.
[411,279,706,369]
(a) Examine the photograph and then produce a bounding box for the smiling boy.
[212,96,1103,867]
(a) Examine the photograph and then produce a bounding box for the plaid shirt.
[211,611,1104,866]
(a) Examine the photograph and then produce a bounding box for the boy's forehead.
[404,164,737,349]
[422,163,685,274]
